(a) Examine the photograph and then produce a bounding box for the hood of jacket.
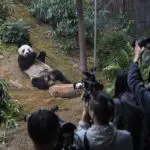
[87,124,117,149]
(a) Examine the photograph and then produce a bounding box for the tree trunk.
[76,0,87,72]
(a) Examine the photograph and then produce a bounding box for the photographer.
[75,91,133,150]
[128,43,150,150]
[27,109,60,150]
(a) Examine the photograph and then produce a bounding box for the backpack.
[113,92,143,150]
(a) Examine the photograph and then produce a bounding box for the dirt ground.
[0,4,83,150]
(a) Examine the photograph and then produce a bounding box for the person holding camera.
[75,91,133,150]
[27,109,60,150]
[128,43,150,150]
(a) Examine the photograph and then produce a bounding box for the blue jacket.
[128,62,150,150]
[128,62,150,114]
[75,121,133,150]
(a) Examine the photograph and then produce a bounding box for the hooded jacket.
[75,121,133,150]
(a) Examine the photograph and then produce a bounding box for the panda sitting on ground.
[18,44,71,90]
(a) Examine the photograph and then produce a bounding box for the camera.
[132,37,150,49]
[24,106,76,150]
[50,106,76,150]
[74,67,104,101]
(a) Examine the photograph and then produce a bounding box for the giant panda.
[18,44,71,90]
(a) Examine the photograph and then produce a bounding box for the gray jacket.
[75,121,133,150]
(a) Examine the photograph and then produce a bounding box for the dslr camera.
[74,67,104,101]
[132,37,150,49]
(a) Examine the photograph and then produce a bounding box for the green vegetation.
[0,79,20,128]
[29,0,78,51]
[27,0,108,52]
[0,0,30,45]
[97,30,132,79]
[0,21,30,45]
[0,78,20,147]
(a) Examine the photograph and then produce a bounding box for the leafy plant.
[97,31,133,94]
[103,47,132,80]
[0,21,30,45]
[97,30,131,69]
[0,79,20,128]
[30,0,78,51]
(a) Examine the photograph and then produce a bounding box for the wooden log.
[49,84,83,98]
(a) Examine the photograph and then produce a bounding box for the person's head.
[88,91,114,125]
[114,69,130,98]
[27,109,60,150]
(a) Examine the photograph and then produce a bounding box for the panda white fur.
[18,45,71,90]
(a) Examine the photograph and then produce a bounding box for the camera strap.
[84,132,90,150]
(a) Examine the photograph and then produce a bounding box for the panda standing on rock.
[18,44,71,90]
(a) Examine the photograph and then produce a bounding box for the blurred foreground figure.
[27,109,60,150]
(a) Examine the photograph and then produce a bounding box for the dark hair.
[28,109,60,146]
[114,69,130,98]
[89,91,114,125]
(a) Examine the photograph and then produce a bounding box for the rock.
[0,55,4,59]
[49,84,83,98]
[8,80,23,90]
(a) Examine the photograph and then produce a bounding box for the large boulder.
[49,84,83,98]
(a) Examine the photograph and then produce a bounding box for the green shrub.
[30,0,77,25]
[139,50,150,83]
[0,79,20,128]
[0,21,30,45]
[97,30,131,69]
[30,0,78,51]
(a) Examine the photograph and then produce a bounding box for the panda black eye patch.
[23,49,25,53]
[28,49,31,53]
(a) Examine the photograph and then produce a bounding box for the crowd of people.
[27,43,150,150]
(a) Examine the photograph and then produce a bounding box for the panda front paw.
[37,51,47,63]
